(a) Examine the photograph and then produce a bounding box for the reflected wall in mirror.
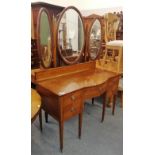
[89,19,102,60]
[37,8,53,68]
[57,7,85,64]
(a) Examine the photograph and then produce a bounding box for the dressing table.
[32,61,120,152]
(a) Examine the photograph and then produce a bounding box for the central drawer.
[62,91,83,121]
[84,86,100,99]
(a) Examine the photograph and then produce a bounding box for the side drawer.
[62,91,83,121]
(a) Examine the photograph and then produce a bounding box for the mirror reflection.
[40,10,52,68]
[89,19,101,59]
[58,9,84,63]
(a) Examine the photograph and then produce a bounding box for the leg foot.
[112,95,116,115]
[92,98,94,105]
[39,109,42,132]
[45,111,48,123]
[78,113,83,139]
[59,121,64,152]
[101,92,106,122]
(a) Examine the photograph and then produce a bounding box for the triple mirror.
[37,8,53,68]
[88,19,102,60]
[57,6,85,64]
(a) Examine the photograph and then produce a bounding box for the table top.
[31,88,41,120]
[37,68,118,96]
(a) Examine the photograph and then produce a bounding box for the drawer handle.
[71,95,75,101]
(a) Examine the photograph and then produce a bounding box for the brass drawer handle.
[71,95,75,101]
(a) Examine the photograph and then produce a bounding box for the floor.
[31,97,123,155]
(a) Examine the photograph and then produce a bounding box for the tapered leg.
[92,98,94,105]
[107,96,113,107]
[45,111,48,123]
[39,109,42,132]
[59,121,64,152]
[101,92,106,122]
[112,95,117,115]
[78,113,83,139]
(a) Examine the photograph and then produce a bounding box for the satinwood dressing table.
[32,61,120,152]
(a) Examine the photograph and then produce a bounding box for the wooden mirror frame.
[56,6,85,65]
[87,18,103,60]
[31,8,35,39]
[37,7,53,68]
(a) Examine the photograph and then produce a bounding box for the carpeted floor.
[31,96,123,155]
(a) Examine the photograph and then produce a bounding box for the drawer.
[84,86,100,99]
[62,91,83,121]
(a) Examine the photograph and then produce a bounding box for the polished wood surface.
[32,61,120,152]
[31,88,41,122]
[36,67,118,96]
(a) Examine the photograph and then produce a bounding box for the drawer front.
[84,86,100,99]
[63,91,83,121]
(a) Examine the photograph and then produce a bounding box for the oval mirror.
[57,6,85,64]
[89,19,102,60]
[37,8,53,68]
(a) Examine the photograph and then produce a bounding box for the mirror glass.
[40,10,52,68]
[58,8,84,63]
[89,19,101,59]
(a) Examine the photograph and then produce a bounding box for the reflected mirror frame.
[88,18,103,60]
[37,7,53,68]
[56,6,85,65]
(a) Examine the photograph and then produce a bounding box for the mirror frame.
[87,18,103,60]
[37,7,53,68]
[56,6,85,65]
